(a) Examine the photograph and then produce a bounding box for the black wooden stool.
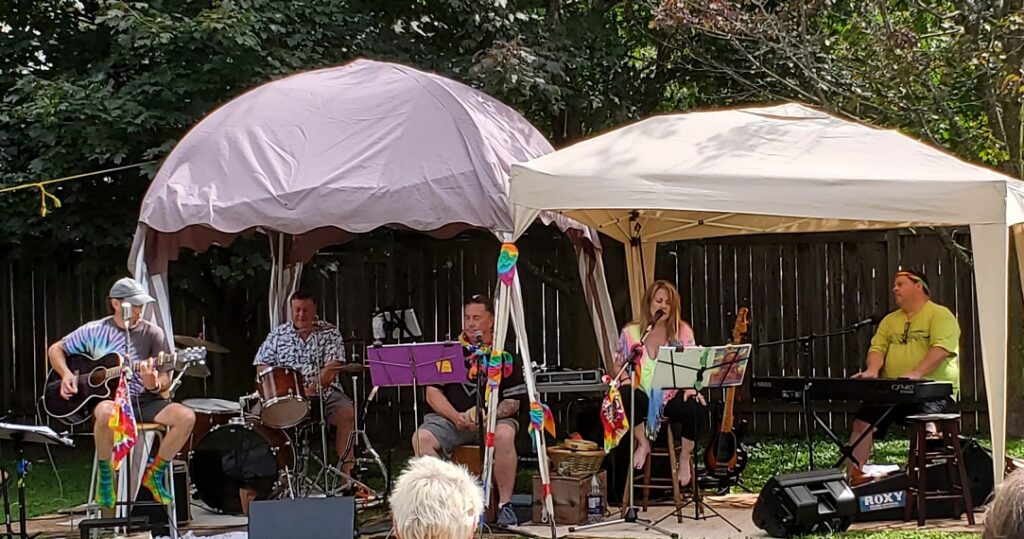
[904,413,975,526]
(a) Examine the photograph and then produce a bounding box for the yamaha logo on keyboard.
[892,383,914,393]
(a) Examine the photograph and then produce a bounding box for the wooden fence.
[0,226,986,447]
[658,227,984,436]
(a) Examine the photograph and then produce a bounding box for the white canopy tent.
[508,103,1024,484]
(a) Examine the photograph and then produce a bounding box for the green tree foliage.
[651,0,1024,178]
[0,1,709,261]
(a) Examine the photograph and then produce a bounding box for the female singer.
[616,279,707,487]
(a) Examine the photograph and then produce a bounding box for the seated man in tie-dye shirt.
[47,277,195,508]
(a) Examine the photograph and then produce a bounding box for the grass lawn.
[0,439,93,519]
[3,435,1021,537]
[743,435,1024,494]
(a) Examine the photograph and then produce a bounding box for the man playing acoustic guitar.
[46,277,195,508]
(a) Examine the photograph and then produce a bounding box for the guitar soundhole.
[88,370,107,386]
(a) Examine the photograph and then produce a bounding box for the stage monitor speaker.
[960,436,994,505]
[752,469,857,538]
[249,497,356,539]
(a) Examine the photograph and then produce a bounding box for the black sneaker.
[496,502,518,527]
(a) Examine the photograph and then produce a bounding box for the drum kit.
[172,334,387,516]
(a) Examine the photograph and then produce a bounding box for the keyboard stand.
[761,325,861,471]
[800,389,897,469]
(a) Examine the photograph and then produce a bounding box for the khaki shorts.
[419,412,518,456]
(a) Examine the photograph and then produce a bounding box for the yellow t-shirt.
[869,300,961,399]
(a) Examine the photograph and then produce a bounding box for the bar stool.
[904,413,974,526]
[85,423,177,538]
[633,423,685,522]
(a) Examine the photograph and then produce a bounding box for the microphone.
[852,314,884,328]
[647,309,665,331]
[474,331,484,346]
[120,302,132,325]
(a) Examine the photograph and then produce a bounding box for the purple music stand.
[365,341,466,436]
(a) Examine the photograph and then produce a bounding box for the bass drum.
[181,398,242,454]
[189,421,294,514]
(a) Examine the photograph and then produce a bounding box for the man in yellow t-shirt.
[846,268,960,484]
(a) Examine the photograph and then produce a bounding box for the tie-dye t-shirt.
[61,316,171,397]
[619,321,696,438]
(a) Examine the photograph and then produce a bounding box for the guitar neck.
[721,386,736,432]
[80,353,175,383]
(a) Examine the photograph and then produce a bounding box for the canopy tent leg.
[970,223,1009,485]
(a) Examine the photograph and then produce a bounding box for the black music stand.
[758,322,869,470]
[0,422,73,539]
[647,344,752,532]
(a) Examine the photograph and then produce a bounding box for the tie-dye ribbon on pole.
[478,243,558,539]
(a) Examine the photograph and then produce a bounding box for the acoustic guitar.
[43,348,206,425]
[703,307,750,481]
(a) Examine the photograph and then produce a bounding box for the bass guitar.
[43,347,206,425]
[704,307,750,483]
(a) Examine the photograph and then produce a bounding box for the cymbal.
[174,335,230,354]
[184,362,212,378]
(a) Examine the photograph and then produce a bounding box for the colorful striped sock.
[96,459,115,509]
[141,456,173,505]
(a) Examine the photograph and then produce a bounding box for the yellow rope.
[0,160,159,216]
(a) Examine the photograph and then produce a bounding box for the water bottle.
[586,474,603,523]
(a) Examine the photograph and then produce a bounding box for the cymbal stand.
[337,378,389,501]
[296,333,377,500]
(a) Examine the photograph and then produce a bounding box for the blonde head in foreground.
[984,468,1024,539]
[391,456,484,539]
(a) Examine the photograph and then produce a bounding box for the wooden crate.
[531,471,607,526]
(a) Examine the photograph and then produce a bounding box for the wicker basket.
[547,446,605,477]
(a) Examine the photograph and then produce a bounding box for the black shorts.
[619,387,705,441]
[133,393,174,423]
[853,398,953,440]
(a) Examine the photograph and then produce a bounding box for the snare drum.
[181,398,241,454]
[256,366,309,428]
[190,421,294,514]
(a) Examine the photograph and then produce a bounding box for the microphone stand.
[757,321,869,470]
[570,316,678,539]
[473,334,486,468]
[120,309,136,535]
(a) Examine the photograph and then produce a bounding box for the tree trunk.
[1008,233,1024,436]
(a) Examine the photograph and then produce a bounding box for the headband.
[896,270,930,294]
